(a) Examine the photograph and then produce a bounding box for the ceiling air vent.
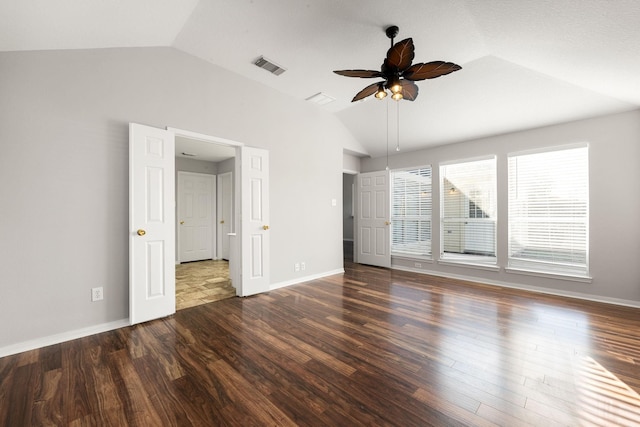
[254,56,286,76]
[306,92,336,106]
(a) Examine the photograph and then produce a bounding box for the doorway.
[130,123,271,325]
[343,173,356,263]
[175,136,236,310]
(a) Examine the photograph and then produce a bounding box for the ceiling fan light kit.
[374,83,387,99]
[334,25,461,103]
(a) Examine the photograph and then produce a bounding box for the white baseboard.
[391,264,640,309]
[270,269,345,291]
[0,268,348,358]
[0,318,130,359]
[10,265,634,360]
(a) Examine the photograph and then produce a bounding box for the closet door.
[356,170,391,268]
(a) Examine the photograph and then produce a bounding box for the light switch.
[331,199,337,206]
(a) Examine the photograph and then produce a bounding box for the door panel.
[240,147,270,296]
[129,123,175,325]
[356,171,390,268]
[178,172,215,262]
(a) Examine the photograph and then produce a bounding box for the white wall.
[343,152,361,173]
[361,110,640,304]
[0,47,361,351]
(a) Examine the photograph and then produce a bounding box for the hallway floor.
[175,259,236,310]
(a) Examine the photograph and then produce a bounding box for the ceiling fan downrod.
[385,25,399,47]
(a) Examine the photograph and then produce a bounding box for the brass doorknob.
[220,220,225,224]
[263,225,270,230]
[385,221,392,225]
[180,221,184,225]
[136,229,146,236]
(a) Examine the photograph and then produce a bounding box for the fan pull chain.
[396,100,400,152]
[386,99,390,170]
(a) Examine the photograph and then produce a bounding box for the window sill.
[391,254,433,263]
[437,259,500,272]
[505,267,592,283]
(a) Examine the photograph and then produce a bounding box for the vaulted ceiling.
[2,0,639,157]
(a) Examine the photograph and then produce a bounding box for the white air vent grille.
[254,56,286,76]
[306,92,336,105]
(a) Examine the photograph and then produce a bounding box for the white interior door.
[129,123,175,324]
[240,147,270,296]
[178,171,215,263]
[217,171,233,260]
[356,170,391,268]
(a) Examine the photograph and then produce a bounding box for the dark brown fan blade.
[334,69,384,78]
[402,61,462,81]
[385,38,415,72]
[400,80,419,101]
[351,81,383,102]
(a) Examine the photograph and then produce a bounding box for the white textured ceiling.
[2,0,639,157]
[175,136,235,163]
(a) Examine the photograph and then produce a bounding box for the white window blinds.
[440,157,497,264]
[508,145,589,276]
[391,167,432,257]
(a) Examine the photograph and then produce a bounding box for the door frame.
[168,127,243,291]
[177,171,216,263]
[131,125,270,323]
[217,171,233,260]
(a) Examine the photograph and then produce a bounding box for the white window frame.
[439,156,498,268]
[390,166,433,259]
[506,143,590,280]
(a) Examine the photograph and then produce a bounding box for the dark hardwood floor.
[2,262,640,426]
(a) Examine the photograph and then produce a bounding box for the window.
[391,167,432,257]
[469,193,489,219]
[508,145,589,277]
[440,157,497,264]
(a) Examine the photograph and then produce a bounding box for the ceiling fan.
[334,26,461,102]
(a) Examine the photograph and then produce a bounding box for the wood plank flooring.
[2,262,640,426]
[175,260,235,310]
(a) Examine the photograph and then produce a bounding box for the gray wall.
[217,157,235,175]
[0,47,362,349]
[362,110,640,304]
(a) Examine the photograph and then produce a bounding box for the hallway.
[175,260,235,310]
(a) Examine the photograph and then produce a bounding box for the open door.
[239,147,270,296]
[129,123,176,324]
[356,170,391,268]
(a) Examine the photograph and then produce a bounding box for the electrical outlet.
[301,262,306,271]
[91,287,103,302]
[414,262,422,268]
[294,263,300,272]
